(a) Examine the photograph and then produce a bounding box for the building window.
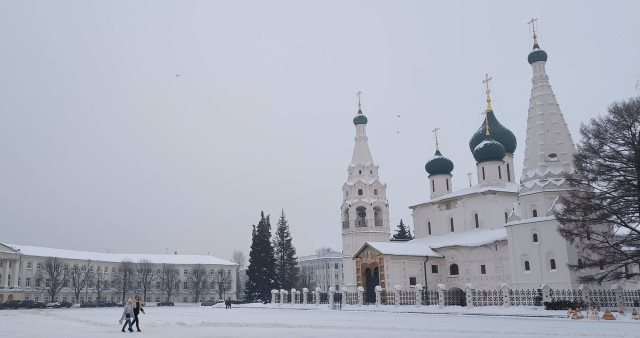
[358,189,363,196]
[359,170,362,174]
[498,166,502,179]
[446,178,449,191]
[532,209,538,217]
[432,180,435,192]
[449,264,459,276]
[184,270,188,275]
[26,278,30,287]
[532,233,539,243]
[156,282,161,290]
[374,189,378,195]
[578,259,583,269]
[550,259,556,270]
[480,265,486,275]
[482,167,485,180]
[183,297,188,303]
[586,232,591,240]
[409,277,417,286]
[370,170,373,174]
[524,261,530,271]
[431,265,438,274]
[507,163,511,182]
[474,213,479,228]
[428,222,431,235]
[334,263,339,269]
[504,212,508,223]
[335,274,338,279]
[27,262,32,269]
[450,218,454,232]
[183,282,188,289]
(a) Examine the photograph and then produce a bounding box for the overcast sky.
[1,1,639,260]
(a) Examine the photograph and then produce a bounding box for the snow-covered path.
[0,304,637,337]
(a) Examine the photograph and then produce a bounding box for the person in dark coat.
[131,295,145,332]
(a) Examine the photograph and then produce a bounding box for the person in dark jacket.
[131,295,145,332]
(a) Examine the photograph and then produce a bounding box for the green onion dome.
[353,109,368,125]
[469,110,517,154]
[528,42,548,64]
[425,150,454,176]
[473,136,506,163]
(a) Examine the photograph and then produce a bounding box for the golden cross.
[482,73,493,112]
[356,91,363,110]
[432,127,440,150]
[466,172,474,187]
[527,18,539,44]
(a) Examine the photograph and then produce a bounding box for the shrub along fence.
[269,284,640,309]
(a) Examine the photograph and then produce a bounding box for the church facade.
[345,31,633,301]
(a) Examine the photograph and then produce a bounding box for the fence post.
[415,284,423,307]
[375,285,382,307]
[302,288,308,305]
[291,289,296,304]
[394,285,402,307]
[357,286,364,306]
[464,283,475,309]
[315,287,321,306]
[541,284,551,304]
[501,283,511,308]
[271,289,277,304]
[612,284,623,308]
[437,284,446,309]
[280,289,287,304]
[329,287,335,309]
[579,284,591,306]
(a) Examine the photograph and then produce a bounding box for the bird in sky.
[176,74,180,77]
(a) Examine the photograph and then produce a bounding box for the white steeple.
[341,94,390,291]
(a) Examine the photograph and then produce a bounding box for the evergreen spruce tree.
[273,210,299,291]
[392,219,414,240]
[245,211,278,302]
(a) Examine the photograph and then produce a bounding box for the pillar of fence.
[375,285,382,307]
[315,287,321,305]
[540,284,551,304]
[501,283,511,308]
[464,283,475,309]
[579,284,591,305]
[291,289,297,304]
[341,287,347,307]
[393,285,401,307]
[612,284,623,308]
[280,289,287,304]
[329,287,335,310]
[437,284,446,309]
[415,284,423,307]
[302,288,308,305]
[357,286,364,306]
[271,289,278,304]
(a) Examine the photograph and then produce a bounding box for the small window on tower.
[533,233,539,243]
[374,189,378,195]
[480,265,486,275]
[370,170,373,174]
[507,163,511,182]
[550,259,556,270]
[482,167,486,180]
[446,178,449,191]
[524,261,530,271]
[504,212,508,223]
[474,213,479,228]
[532,209,538,217]
[498,165,502,179]
[409,277,417,286]
[431,265,438,274]
[428,221,431,235]
[432,180,435,192]
[359,170,362,174]
[358,189,363,196]
[450,218,454,232]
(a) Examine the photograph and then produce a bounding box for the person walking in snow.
[131,295,145,332]
[119,298,135,332]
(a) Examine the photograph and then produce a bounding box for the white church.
[341,30,623,301]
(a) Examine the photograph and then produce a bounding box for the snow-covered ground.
[0,303,637,337]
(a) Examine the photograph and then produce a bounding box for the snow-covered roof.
[410,182,519,208]
[3,243,237,266]
[354,228,508,258]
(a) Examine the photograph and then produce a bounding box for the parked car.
[201,300,216,306]
[95,300,108,307]
[157,301,174,306]
[20,300,35,308]
[0,300,22,309]
[80,302,98,308]
[56,301,73,308]
[33,302,47,309]
[45,301,60,308]
[115,301,125,307]
[104,301,117,307]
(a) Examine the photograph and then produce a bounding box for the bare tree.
[297,265,317,291]
[69,264,94,303]
[35,257,69,302]
[94,270,106,301]
[315,247,334,257]
[114,260,136,302]
[231,251,246,269]
[188,264,210,303]
[160,264,179,302]
[137,259,156,303]
[213,268,233,300]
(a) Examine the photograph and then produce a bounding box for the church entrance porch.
[363,267,379,304]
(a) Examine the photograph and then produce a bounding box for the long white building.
[0,242,237,304]
[297,249,343,292]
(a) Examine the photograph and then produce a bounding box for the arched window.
[504,212,508,223]
[532,209,538,217]
[449,264,459,276]
[446,178,449,191]
[482,167,486,180]
[507,163,511,182]
[432,180,435,192]
[524,261,530,271]
[474,213,479,228]
[532,233,539,243]
[359,170,362,174]
[358,189,363,196]
[498,165,502,179]
[450,218,454,232]
[550,259,556,270]
[374,189,378,195]
[428,221,431,235]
